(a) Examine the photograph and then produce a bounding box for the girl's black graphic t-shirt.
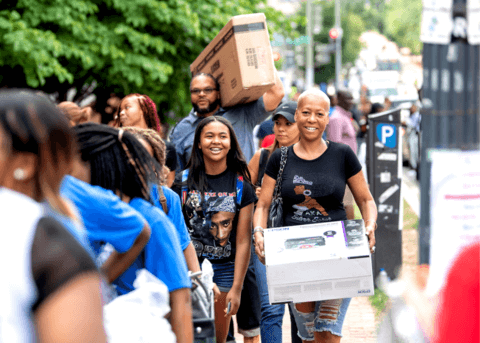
[265,142,362,226]
[174,169,256,264]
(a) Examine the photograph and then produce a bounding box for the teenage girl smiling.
[173,116,256,343]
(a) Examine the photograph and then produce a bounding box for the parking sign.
[376,123,397,148]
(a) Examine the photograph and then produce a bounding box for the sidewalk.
[402,168,420,216]
[233,295,377,342]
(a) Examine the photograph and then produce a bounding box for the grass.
[369,288,389,318]
[403,199,419,231]
[354,199,420,318]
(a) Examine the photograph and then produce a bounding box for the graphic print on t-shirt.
[291,175,331,223]
[184,191,237,260]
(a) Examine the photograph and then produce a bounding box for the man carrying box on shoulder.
[170,69,284,169]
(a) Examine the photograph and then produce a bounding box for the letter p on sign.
[376,124,397,148]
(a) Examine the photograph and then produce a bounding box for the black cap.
[272,101,297,123]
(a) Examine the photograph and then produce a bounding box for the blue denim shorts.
[289,298,351,340]
[211,261,235,293]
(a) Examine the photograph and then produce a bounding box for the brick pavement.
[233,295,377,342]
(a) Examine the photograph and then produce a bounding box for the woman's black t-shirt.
[173,169,256,264]
[265,142,362,226]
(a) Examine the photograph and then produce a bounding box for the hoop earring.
[303,189,312,196]
[13,168,26,181]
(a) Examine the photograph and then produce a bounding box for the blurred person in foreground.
[0,89,106,342]
[381,242,479,342]
[72,123,193,343]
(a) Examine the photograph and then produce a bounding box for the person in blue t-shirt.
[72,123,193,343]
[115,198,191,295]
[60,175,150,278]
[123,126,201,274]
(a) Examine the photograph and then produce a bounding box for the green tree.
[344,0,385,34]
[0,0,283,121]
[289,0,365,84]
[384,0,422,55]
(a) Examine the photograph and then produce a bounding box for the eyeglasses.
[190,88,217,95]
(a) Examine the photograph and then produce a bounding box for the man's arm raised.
[263,69,285,112]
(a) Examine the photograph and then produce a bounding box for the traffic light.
[329,28,340,40]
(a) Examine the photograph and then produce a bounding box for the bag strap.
[181,169,189,206]
[256,148,270,187]
[235,175,243,206]
[157,185,169,215]
[273,146,288,199]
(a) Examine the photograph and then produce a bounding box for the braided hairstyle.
[73,123,158,201]
[115,94,161,133]
[123,126,167,185]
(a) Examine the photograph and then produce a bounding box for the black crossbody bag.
[267,146,288,228]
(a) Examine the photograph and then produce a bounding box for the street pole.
[335,0,342,90]
[306,0,314,90]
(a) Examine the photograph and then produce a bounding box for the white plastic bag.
[201,259,214,293]
[103,269,175,343]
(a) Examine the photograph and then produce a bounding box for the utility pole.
[306,0,314,90]
[335,0,342,90]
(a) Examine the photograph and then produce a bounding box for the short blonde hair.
[297,89,331,111]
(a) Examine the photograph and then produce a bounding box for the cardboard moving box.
[190,13,275,108]
[264,220,374,304]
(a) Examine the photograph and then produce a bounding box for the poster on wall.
[420,0,454,44]
[427,150,480,295]
[467,0,480,44]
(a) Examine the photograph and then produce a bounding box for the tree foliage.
[288,0,365,84]
[344,0,423,55]
[384,0,422,55]
[0,0,283,120]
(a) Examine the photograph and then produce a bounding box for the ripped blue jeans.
[289,298,351,340]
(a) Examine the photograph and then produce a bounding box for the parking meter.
[366,108,403,283]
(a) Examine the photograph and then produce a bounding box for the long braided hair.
[123,126,167,185]
[115,94,161,133]
[73,123,158,201]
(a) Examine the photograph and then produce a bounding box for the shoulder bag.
[256,148,271,187]
[267,146,288,228]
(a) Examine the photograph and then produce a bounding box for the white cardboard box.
[264,220,374,304]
